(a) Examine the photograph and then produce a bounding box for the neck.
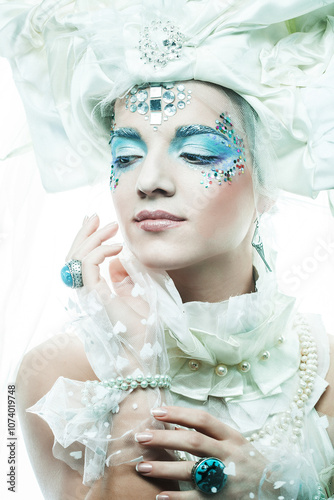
[167,249,255,303]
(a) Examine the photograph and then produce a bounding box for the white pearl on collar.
[246,315,317,446]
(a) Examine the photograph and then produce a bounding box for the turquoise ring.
[61,260,83,288]
[191,457,227,494]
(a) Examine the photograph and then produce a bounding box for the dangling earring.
[252,218,272,272]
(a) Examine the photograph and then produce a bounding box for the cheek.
[190,172,254,240]
[111,173,135,220]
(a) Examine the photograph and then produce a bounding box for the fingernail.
[151,408,168,417]
[83,215,89,225]
[105,221,118,228]
[136,462,152,473]
[88,213,98,222]
[134,432,153,443]
[156,495,169,500]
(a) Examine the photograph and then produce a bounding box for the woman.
[15,81,334,499]
[1,1,334,499]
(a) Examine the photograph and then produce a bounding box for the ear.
[109,257,129,282]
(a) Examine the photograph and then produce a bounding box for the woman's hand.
[135,406,268,499]
[65,214,123,303]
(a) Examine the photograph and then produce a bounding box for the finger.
[151,407,243,442]
[82,244,123,289]
[136,460,194,481]
[66,215,101,259]
[134,430,222,458]
[156,491,200,500]
[72,222,119,261]
[109,258,129,282]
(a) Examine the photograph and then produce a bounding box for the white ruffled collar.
[119,252,301,404]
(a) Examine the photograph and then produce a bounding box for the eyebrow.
[111,127,141,140]
[174,124,228,140]
[111,124,230,142]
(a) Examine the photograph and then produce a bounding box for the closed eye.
[113,155,143,168]
[180,152,220,165]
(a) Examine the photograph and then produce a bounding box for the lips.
[134,210,185,222]
[134,210,186,232]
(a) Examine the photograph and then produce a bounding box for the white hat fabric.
[1,0,334,196]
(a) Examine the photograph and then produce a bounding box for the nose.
[136,151,176,198]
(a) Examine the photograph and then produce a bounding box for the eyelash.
[113,152,222,169]
[113,155,142,168]
[180,153,220,165]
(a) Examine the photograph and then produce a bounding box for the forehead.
[113,81,241,137]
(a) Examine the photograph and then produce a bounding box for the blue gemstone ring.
[191,457,227,494]
[61,260,83,288]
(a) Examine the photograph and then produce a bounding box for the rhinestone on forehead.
[124,82,192,126]
[138,19,185,70]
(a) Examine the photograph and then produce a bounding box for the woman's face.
[111,81,256,272]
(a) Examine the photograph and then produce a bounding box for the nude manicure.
[134,432,153,443]
[151,408,168,417]
[136,462,152,473]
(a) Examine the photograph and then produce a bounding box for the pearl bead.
[261,351,270,361]
[189,359,201,371]
[278,336,285,344]
[215,364,228,377]
[238,361,251,373]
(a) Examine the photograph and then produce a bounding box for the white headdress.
[1,0,334,198]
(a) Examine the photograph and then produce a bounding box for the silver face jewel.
[124,82,192,126]
[138,20,186,70]
[163,90,175,103]
[138,102,149,115]
[137,90,148,102]
[164,103,177,116]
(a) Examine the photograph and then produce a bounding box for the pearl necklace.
[246,314,318,446]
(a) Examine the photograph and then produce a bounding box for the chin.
[128,243,192,271]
